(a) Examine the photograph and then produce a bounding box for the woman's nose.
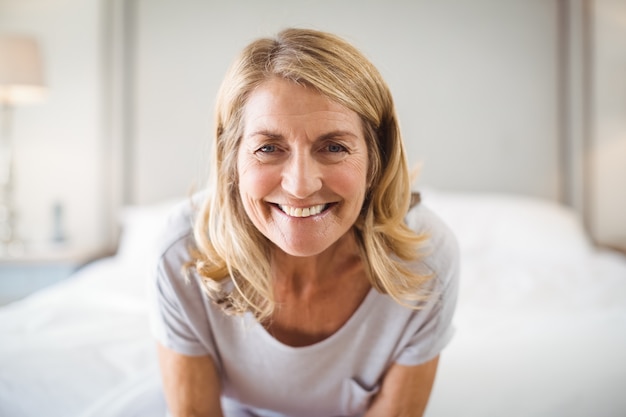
[281,152,322,198]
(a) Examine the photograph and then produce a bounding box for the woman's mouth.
[276,203,329,218]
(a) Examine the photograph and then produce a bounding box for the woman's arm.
[365,355,440,417]
[157,342,224,417]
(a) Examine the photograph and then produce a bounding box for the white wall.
[591,0,626,248]
[132,0,560,204]
[0,0,106,251]
[1,0,624,251]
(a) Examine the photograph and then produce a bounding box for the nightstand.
[0,246,105,305]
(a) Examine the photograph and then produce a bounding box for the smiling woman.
[150,28,459,417]
[238,78,369,258]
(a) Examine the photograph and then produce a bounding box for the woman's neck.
[265,230,372,347]
[270,230,364,294]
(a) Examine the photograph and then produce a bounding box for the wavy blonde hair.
[192,28,430,321]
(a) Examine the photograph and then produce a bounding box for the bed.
[1,189,625,417]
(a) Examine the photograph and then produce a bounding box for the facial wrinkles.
[244,115,357,146]
[243,192,274,227]
[238,78,369,257]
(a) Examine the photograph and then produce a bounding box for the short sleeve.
[394,204,461,365]
[147,201,217,358]
[149,257,211,357]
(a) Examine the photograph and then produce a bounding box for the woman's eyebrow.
[247,130,284,140]
[246,129,359,141]
[317,130,360,141]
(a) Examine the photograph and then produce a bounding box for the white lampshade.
[0,35,46,104]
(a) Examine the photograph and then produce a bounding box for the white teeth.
[278,204,327,218]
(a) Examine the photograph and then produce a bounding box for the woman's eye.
[326,143,347,153]
[253,144,285,163]
[257,144,277,153]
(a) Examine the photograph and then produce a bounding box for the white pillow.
[420,188,593,260]
[116,199,182,261]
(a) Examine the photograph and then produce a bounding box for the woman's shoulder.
[154,192,206,262]
[406,196,457,247]
[404,195,460,283]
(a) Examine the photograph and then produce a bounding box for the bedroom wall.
[1,0,624,252]
[0,0,107,251]
[122,0,626,249]
[130,0,561,205]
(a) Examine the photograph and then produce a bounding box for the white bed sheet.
[0,191,625,417]
[0,257,165,417]
[430,249,626,417]
[422,189,626,417]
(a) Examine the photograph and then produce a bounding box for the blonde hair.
[192,28,430,321]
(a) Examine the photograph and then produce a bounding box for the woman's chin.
[274,241,332,258]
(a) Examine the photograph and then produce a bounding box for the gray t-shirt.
[149,197,459,417]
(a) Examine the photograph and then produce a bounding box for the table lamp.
[0,35,46,256]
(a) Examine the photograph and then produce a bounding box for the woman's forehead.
[242,78,360,132]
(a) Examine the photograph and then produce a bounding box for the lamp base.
[0,202,24,257]
[1,101,23,258]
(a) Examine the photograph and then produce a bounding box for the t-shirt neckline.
[246,287,378,353]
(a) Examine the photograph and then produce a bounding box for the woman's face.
[237,78,369,257]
